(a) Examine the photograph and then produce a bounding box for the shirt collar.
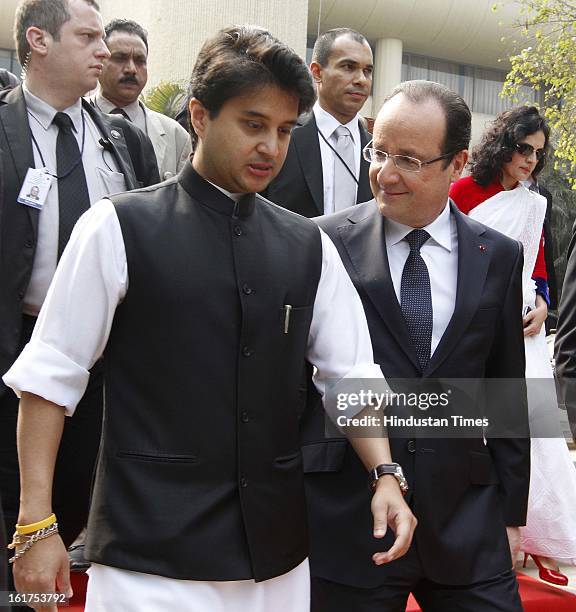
[313,101,361,145]
[96,93,142,122]
[385,200,453,252]
[23,83,83,132]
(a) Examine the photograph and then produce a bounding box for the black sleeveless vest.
[85,164,323,581]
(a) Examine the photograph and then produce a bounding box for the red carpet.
[69,571,576,611]
[67,573,88,611]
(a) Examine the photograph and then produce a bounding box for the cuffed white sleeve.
[307,229,384,398]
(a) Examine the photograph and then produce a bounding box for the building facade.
[1,0,531,140]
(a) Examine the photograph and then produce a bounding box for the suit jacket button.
[240,476,248,488]
[25,239,33,248]
[407,440,416,453]
[234,226,243,236]
[241,411,249,423]
[242,346,253,357]
[242,284,253,295]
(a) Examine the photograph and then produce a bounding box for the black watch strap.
[369,463,409,495]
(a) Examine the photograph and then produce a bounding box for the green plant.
[143,81,187,119]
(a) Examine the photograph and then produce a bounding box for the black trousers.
[312,571,523,612]
[311,541,522,612]
[0,315,103,600]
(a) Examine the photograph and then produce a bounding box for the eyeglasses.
[514,142,546,161]
[362,142,456,173]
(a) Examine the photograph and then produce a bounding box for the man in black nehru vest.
[4,25,416,611]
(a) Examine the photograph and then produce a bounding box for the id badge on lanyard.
[17,167,54,210]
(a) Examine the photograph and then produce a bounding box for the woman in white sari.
[450,106,576,585]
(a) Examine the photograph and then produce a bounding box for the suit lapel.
[356,125,372,203]
[294,115,324,215]
[84,100,138,190]
[426,203,492,374]
[0,86,39,237]
[142,104,166,170]
[339,202,422,370]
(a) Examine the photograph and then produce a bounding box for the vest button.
[240,476,248,488]
[242,346,253,357]
[234,226,243,236]
[407,440,416,453]
[25,239,33,248]
[241,411,249,423]
[242,284,253,295]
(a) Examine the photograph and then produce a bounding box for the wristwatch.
[369,463,409,495]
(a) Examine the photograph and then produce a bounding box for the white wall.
[99,0,309,92]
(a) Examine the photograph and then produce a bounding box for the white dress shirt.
[313,102,361,214]
[22,84,125,315]
[384,201,458,355]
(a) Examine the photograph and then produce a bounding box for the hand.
[370,476,417,565]
[523,297,547,337]
[506,526,521,567]
[13,534,72,611]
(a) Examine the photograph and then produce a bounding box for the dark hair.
[311,28,369,67]
[14,0,100,64]
[385,80,471,167]
[105,18,148,52]
[470,106,550,186]
[189,25,315,145]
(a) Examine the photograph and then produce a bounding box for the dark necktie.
[401,229,433,371]
[53,112,90,258]
[110,107,131,121]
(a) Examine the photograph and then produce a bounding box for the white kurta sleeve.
[3,199,127,416]
[307,229,383,398]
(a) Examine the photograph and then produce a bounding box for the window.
[402,53,539,115]
[0,48,21,78]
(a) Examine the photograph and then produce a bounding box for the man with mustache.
[91,19,191,180]
[0,0,159,603]
[265,28,373,217]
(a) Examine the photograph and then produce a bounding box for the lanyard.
[28,109,87,180]
[316,127,360,186]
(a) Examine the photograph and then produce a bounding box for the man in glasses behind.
[301,81,530,611]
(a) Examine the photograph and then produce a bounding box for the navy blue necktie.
[401,229,433,371]
[53,112,90,259]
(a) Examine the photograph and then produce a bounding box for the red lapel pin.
[479,244,487,252]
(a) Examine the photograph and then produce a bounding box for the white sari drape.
[469,183,576,563]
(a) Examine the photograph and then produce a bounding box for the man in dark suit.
[264,28,373,217]
[0,0,158,592]
[539,184,558,312]
[302,81,530,611]
[554,221,576,442]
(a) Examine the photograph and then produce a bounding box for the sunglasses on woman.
[514,142,546,161]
